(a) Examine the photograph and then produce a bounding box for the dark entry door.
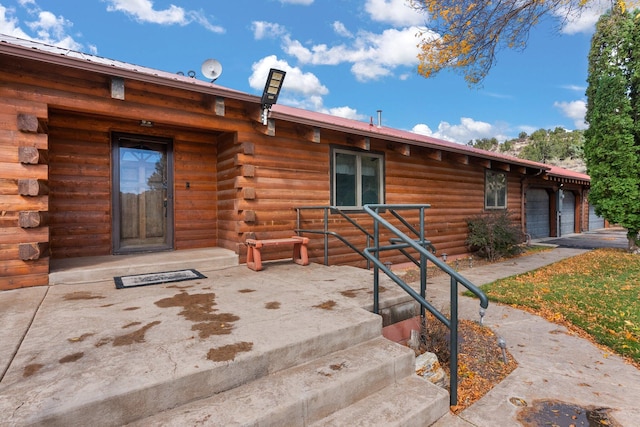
[112,133,173,253]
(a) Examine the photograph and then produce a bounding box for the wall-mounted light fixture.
[140,120,154,127]
[260,68,286,125]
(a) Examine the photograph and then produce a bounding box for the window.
[332,148,384,208]
[485,170,507,209]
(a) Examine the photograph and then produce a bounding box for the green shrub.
[465,210,524,261]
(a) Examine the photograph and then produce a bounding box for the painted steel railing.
[362,204,489,406]
[295,205,374,269]
[295,204,489,406]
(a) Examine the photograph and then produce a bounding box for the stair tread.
[127,337,416,426]
[311,375,450,427]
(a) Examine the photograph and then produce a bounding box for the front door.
[112,132,173,254]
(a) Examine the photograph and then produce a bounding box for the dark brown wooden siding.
[48,111,222,258]
[233,122,527,267]
[48,111,112,258]
[232,128,331,262]
[173,129,219,250]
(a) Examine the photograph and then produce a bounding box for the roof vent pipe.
[377,110,382,128]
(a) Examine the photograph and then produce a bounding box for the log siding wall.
[239,121,528,267]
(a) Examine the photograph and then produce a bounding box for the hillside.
[468,128,587,174]
[496,138,587,174]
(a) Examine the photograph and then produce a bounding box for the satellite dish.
[201,59,223,82]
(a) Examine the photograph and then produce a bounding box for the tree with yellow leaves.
[410,0,631,85]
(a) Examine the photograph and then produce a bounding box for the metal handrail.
[362,204,489,407]
[295,205,434,268]
[295,206,374,268]
[295,203,490,405]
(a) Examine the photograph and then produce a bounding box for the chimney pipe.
[377,110,382,128]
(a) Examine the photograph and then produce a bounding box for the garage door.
[589,204,605,230]
[526,189,550,239]
[561,191,576,236]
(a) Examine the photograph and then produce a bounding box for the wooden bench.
[245,236,310,271]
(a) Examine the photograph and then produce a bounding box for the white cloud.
[252,21,288,40]
[351,61,392,81]
[104,0,224,33]
[324,106,363,120]
[411,123,433,136]
[282,26,425,81]
[333,21,353,38]
[0,2,82,50]
[554,100,587,130]
[364,0,425,26]
[561,84,586,92]
[412,117,509,143]
[0,5,32,39]
[555,0,609,34]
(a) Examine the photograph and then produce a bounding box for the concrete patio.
[2,231,639,426]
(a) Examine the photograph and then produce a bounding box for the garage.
[560,190,576,236]
[526,188,550,239]
[589,204,605,230]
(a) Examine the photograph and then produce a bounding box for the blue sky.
[0,0,612,143]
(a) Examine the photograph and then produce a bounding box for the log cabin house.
[0,34,594,291]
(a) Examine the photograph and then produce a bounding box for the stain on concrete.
[265,301,280,309]
[154,291,239,338]
[59,352,84,363]
[238,289,256,293]
[113,321,161,346]
[330,362,347,371]
[341,286,387,298]
[23,364,43,378]
[63,292,105,301]
[167,284,194,290]
[340,289,360,298]
[517,399,621,427]
[123,307,140,311]
[207,342,253,362]
[123,322,142,329]
[95,338,111,347]
[313,300,337,310]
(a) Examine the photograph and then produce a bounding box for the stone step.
[311,375,449,427]
[126,336,435,426]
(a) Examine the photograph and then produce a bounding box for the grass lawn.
[478,248,640,365]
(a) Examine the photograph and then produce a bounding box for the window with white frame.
[332,148,384,208]
[485,170,507,209]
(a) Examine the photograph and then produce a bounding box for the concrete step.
[127,336,446,426]
[1,305,383,426]
[49,247,239,285]
[311,375,449,427]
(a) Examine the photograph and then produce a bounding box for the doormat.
[114,269,207,289]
